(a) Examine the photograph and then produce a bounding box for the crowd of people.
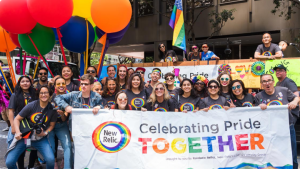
[0,32,299,169]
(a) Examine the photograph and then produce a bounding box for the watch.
[44,131,49,136]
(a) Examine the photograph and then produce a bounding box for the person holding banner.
[116,65,128,91]
[177,79,201,113]
[6,85,56,169]
[192,75,208,99]
[254,33,282,59]
[217,72,232,101]
[110,91,133,110]
[255,74,299,168]
[228,80,255,107]
[62,65,80,93]
[49,77,72,169]
[165,72,181,97]
[125,73,148,110]
[102,78,120,108]
[92,82,103,96]
[145,82,178,112]
[200,79,231,111]
[145,68,161,96]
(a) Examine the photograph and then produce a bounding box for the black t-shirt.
[177,95,201,112]
[103,95,116,108]
[8,93,32,116]
[167,87,181,98]
[120,83,126,91]
[125,89,148,110]
[255,43,280,56]
[66,81,79,93]
[276,77,298,93]
[231,93,255,107]
[221,92,231,101]
[19,100,57,130]
[146,98,178,112]
[82,97,91,108]
[145,85,153,97]
[163,50,177,61]
[188,53,201,61]
[200,96,229,110]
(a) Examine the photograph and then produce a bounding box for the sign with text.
[72,106,292,169]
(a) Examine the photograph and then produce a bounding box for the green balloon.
[94,27,98,43]
[19,23,55,56]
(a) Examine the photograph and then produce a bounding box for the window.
[138,0,154,16]
[220,0,247,5]
[167,0,214,13]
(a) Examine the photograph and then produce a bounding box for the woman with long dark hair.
[6,85,56,169]
[110,91,133,110]
[217,72,232,101]
[228,80,255,107]
[62,65,79,93]
[49,77,72,169]
[102,78,120,108]
[158,43,178,62]
[192,75,209,99]
[177,79,201,113]
[116,65,128,91]
[7,75,38,169]
[125,73,148,110]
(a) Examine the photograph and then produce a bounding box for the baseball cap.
[274,65,286,71]
[136,67,145,72]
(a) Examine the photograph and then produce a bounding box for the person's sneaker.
[2,126,9,131]
[54,162,59,169]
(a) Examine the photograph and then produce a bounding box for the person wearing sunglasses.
[186,45,201,61]
[201,44,220,61]
[164,72,180,97]
[49,77,72,169]
[135,67,146,84]
[62,65,80,93]
[116,65,128,91]
[228,80,255,107]
[144,82,178,112]
[145,68,162,96]
[33,67,48,90]
[125,73,148,110]
[102,78,120,108]
[217,71,232,101]
[177,79,201,113]
[92,82,103,96]
[110,91,133,110]
[128,68,135,78]
[158,43,178,62]
[200,79,231,112]
[86,66,98,81]
[192,75,209,99]
[255,74,299,168]
[6,85,56,169]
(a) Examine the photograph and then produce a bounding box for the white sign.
[72,106,292,169]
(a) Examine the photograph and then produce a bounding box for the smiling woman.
[102,78,120,108]
[228,80,255,107]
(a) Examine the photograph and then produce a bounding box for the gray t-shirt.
[255,86,298,124]
[177,95,201,112]
[200,96,229,109]
[102,95,116,108]
[276,77,298,93]
[125,89,148,110]
[8,93,32,116]
[255,43,280,56]
[146,98,178,112]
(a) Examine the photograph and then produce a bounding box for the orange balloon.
[0,27,17,52]
[91,0,132,33]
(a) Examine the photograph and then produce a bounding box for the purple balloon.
[96,23,129,39]
[108,36,124,45]
[256,66,261,71]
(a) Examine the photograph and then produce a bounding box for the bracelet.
[44,131,49,135]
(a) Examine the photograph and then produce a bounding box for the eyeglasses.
[232,85,241,90]
[262,80,273,84]
[39,73,47,75]
[80,83,90,86]
[87,70,96,74]
[118,97,127,101]
[202,46,208,49]
[160,45,165,48]
[221,78,229,81]
[136,71,144,74]
[208,85,218,89]
[192,47,198,49]
[195,82,205,86]
[166,77,174,81]
[40,92,49,95]
[56,83,66,86]
[155,87,164,91]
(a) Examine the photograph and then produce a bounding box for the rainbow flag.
[169,0,186,51]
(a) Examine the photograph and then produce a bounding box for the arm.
[254,52,270,59]
[14,115,24,140]
[8,109,15,134]
[57,110,67,121]
[288,96,299,110]
[211,55,220,60]
[274,51,283,58]
[54,93,73,110]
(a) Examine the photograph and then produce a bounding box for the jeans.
[49,122,72,169]
[290,124,298,169]
[6,127,14,148]
[6,137,55,169]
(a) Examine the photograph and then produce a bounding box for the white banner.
[130,65,219,86]
[72,106,292,169]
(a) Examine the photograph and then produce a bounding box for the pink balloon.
[9,33,21,48]
[0,0,37,34]
[27,0,73,28]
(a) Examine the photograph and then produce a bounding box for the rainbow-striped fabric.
[169,0,186,51]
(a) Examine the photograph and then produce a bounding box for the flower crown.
[192,75,209,85]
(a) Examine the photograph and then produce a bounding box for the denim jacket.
[54,91,104,110]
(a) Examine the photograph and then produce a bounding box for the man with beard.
[33,67,49,90]
[255,74,299,169]
[101,65,116,85]
[254,33,282,59]
[274,65,299,97]
[145,68,161,96]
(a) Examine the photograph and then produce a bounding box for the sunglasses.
[221,78,229,81]
[192,47,198,49]
[195,82,205,86]
[80,83,90,86]
[136,71,145,74]
[232,85,241,90]
[118,97,128,101]
[155,87,164,91]
[166,77,174,81]
[56,83,66,86]
[87,70,96,73]
[208,85,218,89]
[39,73,47,75]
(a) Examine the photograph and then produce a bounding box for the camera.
[33,124,44,134]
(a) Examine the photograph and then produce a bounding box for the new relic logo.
[92,121,131,153]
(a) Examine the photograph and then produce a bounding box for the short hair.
[107,65,116,72]
[152,68,162,77]
[165,72,175,79]
[87,66,97,74]
[127,73,144,92]
[279,40,289,46]
[39,67,48,73]
[92,82,102,90]
[37,85,53,98]
[260,74,274,83]
[262,33,271,38]
[80,74,94,84]
[229,80,247,100]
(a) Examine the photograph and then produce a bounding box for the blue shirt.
[201,51,216,61]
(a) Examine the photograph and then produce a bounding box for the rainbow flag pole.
[169,0,186,52]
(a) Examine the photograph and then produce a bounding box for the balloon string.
[56,28,68,66]
[0,66,12,95]
[33,55,41,79]
[23,52,26,75]
[20,49,23,75]
[2,30,16,87]
[26,34,54,78]
[97,34,107,77]
[85,19,89,74]
[0,83,9,99]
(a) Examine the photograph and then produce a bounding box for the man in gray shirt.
[275,64,299,97]
[254,33,282,59]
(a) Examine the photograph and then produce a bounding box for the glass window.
[138,0,154,16]
[167,0,214,13]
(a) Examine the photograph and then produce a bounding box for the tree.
[271,0,299,20]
